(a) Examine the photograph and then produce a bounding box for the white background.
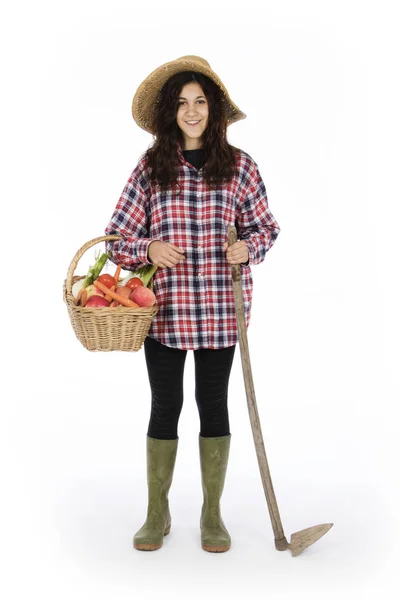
[1,0,399,598]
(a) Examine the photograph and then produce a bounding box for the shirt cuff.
[241,240,253,266]
[136,238,155,264]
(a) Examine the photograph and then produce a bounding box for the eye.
[178,100,206,106]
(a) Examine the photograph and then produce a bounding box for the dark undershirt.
[182,148,207,170]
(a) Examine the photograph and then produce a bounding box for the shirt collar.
[176,140,186,165]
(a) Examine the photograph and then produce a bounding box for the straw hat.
[132,55,246,135]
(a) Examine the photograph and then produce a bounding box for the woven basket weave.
[63,235,159,352]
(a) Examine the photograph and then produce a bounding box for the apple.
[115,286,132,299]
[125,277,144,291]
[85,284,105,298]
[96,273,116,289]
[130,286,156,307]
[85,295,110,308]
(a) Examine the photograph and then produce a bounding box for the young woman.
[104,55,281,553]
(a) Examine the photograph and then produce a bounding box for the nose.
[185,105,199,115]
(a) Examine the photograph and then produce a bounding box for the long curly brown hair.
[144,71,239,192]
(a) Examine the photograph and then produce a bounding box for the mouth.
[186,120,201,126]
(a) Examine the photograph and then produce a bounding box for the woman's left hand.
[223,240,249,264]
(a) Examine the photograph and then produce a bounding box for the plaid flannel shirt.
[104,142,280,349]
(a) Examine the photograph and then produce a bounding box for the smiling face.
[176,82,209,150]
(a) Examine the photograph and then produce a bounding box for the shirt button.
[198,273,203,278]
[197,193,201,197]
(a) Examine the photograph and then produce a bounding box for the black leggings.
[143,335,236,440]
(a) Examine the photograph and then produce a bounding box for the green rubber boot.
[133,436,178,551]
[199,434,232,552]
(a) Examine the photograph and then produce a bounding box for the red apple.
[115,286,132,299]
[85,295,110,308]
[96,273,117,289]
[125,277,144,291]
[129,286,156,307]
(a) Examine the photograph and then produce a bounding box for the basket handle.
[65,235,121,295]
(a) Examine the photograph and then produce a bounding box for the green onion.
[81,251,110,288]
[122,263,159,288]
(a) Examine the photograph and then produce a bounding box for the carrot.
[113,264,121,286]
[94,279,140,308]
[80,289,88,307]
[76,288,84,306]
[104,285,116,303]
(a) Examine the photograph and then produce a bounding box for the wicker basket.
[63,235,159,352]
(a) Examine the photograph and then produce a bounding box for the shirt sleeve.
[104,165,155,270]
[236,161,281,266]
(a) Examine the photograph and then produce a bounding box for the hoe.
[227,225,333,556]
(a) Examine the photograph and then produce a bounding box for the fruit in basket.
[125,277,144,291]
[97,273,117,289]
[85,284,105,298]
[129,286,156,307]
[93,279,140,307]
[85,295,110,308]
[115,286,132,299]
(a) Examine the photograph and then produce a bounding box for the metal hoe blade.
[227,225,333,556]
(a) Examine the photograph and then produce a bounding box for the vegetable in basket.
[121,264,158,288]
[72,253,159,307]
[93,280,140,307]
[71,251,110,298]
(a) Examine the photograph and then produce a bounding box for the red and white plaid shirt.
[104,141,280,349]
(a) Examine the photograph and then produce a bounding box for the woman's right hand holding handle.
[148,241,186,269]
